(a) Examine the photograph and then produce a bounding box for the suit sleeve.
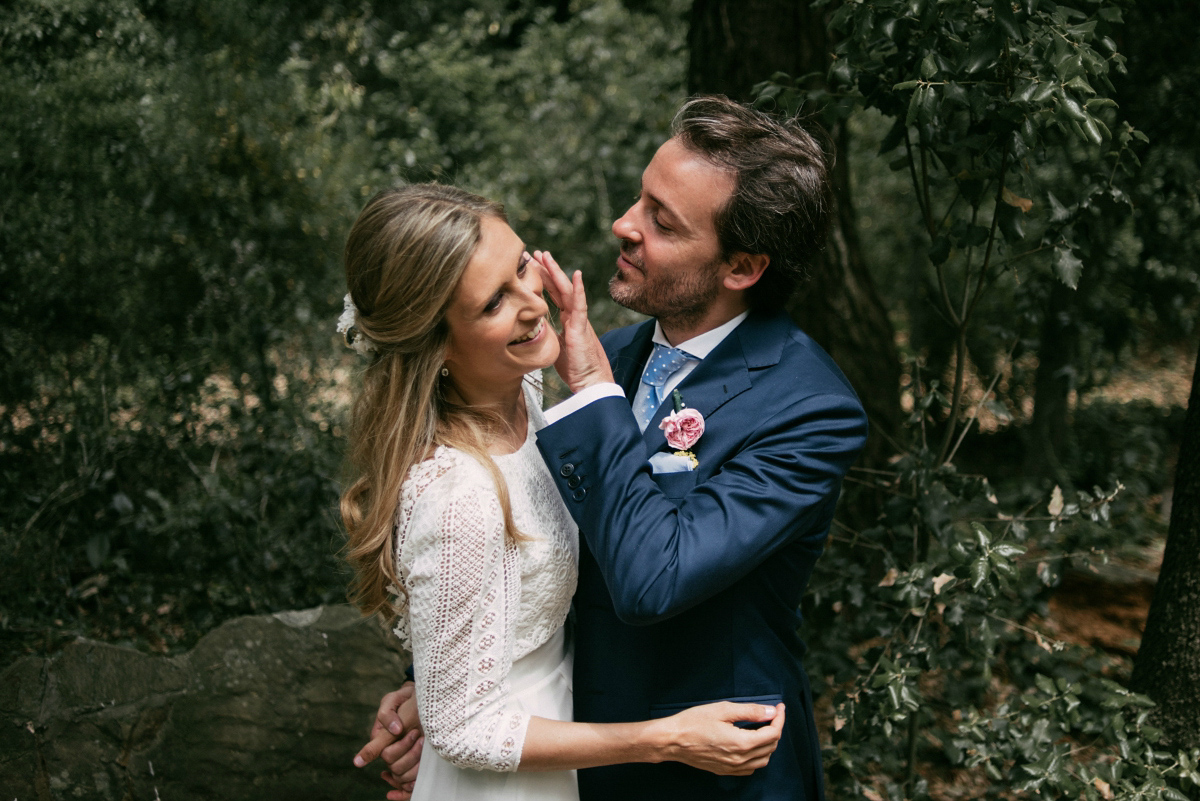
[535,390,866,625]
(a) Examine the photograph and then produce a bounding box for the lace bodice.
[392,376,579,772]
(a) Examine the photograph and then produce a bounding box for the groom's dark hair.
[671,95,833,313]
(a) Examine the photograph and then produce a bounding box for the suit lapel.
[641,311,792,452]
[610,320,656,404]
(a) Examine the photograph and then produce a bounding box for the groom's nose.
[612,204,640,243]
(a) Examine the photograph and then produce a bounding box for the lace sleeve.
[399,458,529,772]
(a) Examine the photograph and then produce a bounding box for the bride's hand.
[533,250,613,393]
[657,701,785,776]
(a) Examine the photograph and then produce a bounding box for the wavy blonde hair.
[340,184,523,619]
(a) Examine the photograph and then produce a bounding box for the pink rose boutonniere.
[659,390,704,468]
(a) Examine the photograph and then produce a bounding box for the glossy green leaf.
[906,84,926,126]
[964,29,1003,74]
[970,556,989,589]
[994,0,1022,41]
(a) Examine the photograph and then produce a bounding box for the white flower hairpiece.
[336,293,378,356]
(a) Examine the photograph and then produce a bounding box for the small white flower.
[336,293,356,336]
[336,293,377,356]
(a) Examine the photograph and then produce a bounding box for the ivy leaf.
[1053,246,1083,288]
[993,543,1026,559]
[998,203,1027,241]
[1047,191,1071,223]
[970,556,989,589]
[964,29,1003,74]
[906,85,925,126]
[994,0,1022,41]
[972,522,992,549]
[1059,91,1087,121]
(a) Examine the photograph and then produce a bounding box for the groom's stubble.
[608,238,725,332]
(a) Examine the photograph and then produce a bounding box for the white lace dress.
[393,378,580,801]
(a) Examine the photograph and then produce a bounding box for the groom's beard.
[608,241,722,330]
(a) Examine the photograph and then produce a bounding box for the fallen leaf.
[1002,187,1034,212]
[834,716,846,732]
[1093,778,1113,800]
[933,573,955,595]
[878,568,899,587]
[863,789,885,801]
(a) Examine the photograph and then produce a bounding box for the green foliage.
[757,0,1198,796]
[0,0,367,658]
[811,454,1200,798]
[329,0,687,328]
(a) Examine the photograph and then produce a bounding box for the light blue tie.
[633,343,692,431]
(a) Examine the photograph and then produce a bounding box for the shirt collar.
[651,310,750,360]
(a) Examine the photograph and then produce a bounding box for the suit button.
[572,488,587,502]
[559,463,575,477]
[566,475,582,489]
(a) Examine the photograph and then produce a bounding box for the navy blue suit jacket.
[535,310,868,801]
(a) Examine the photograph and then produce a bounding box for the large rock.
[0,605,412,800]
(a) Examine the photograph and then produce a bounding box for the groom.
[363,96,867,800]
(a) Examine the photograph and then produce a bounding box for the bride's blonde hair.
[340,184,523,619]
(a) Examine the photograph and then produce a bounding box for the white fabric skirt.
[412,627,578,801]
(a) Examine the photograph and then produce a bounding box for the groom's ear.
[722,252,770,292]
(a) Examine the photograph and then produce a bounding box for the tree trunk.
[1025,280,1076,487]
[687,0,903,467]
[1130,344,1200,750]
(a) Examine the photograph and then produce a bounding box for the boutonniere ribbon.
[659,390,704,469]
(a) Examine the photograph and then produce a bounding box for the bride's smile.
[442,216,559,400]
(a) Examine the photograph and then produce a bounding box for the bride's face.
[442,216,558,392]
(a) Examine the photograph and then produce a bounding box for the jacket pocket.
[649,693,785,730]
[652,469,698,500]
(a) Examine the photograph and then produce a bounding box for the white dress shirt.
[543,311,749,425]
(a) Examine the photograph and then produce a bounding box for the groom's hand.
[533,250,613,393]
[354,683,424,800]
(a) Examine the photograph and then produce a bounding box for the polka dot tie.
[633,343,692,431]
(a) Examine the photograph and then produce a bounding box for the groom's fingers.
[381,733,423,778]
[374,684,414,738]
[354,726,397,767]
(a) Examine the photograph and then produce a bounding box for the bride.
[338,184,784,801]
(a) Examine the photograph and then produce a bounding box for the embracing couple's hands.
[658,701,786,776]
[354,682,423,801]
[531,250,614,392]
